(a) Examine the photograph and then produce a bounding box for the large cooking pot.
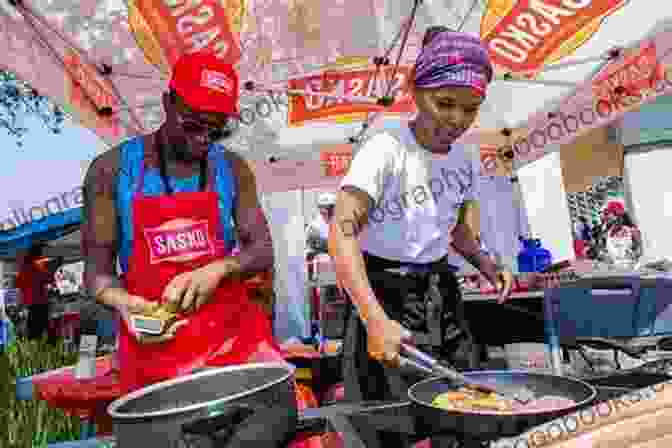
[107,363,297,448]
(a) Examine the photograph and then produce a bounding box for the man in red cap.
[81,51,284,392]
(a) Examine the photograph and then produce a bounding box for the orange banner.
[129,0,242,71]
[288,66,416,126]
[592,41,665,104]
[481,0,627,75]
[320,150,353,177]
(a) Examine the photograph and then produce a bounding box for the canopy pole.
[14,0,146,133]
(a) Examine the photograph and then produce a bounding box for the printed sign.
[287,65,416,126]
[481,0,629,76]
[128,0,243,73]
[321,150,353,177]
[495,36,672,166]
[144,218,215,264]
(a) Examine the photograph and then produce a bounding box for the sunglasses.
[174,106,234,142]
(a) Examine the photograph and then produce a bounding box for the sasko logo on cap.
[201,70,235,95]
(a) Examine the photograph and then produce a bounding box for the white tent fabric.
[261,190,311,340]
[624,147,672,262]
[518,151,575,262]
[3,1,672,169]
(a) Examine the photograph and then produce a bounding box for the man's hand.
[495,269,515,304]
[162,261,234,313]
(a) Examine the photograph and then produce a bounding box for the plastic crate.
[546,278,642,339]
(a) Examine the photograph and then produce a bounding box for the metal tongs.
[399,343,534,404]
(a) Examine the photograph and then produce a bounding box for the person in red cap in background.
[81,51,304,401]
[600,201,642,264]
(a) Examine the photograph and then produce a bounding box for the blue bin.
[546,278,642,339]
[636,281,672,337]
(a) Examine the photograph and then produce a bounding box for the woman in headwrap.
[329,28,514,447]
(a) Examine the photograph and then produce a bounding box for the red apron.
[118,147,278,393]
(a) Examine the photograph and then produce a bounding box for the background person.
[306,192,336,256]
[16,244,62,341]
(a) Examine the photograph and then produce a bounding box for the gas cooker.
[295,370,672,448]
[183,368,672,448]
[297,400,488,448]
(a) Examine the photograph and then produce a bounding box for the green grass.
[2,336,81,448]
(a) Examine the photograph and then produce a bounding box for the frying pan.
[400,346,597,441]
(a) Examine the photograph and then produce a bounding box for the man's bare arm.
[81,148,129,309]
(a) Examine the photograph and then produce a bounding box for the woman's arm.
[329,187,388,325]
[451,200,498,285]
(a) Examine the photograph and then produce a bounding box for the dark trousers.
[342,252,477,447]
[27,303,50,340]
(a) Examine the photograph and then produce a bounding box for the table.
[15,356,119,439]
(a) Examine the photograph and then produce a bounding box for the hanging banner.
[127,0,242,73]
[320,148,353,177]
[251,159,341,193]
[288,65,415,126]
[498,31,672,165]
[481,0,629,76]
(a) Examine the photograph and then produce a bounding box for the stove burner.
[182,372,672,448]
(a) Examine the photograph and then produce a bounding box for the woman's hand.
[367,315,412,367]
[495,269,515,304]
[163,262,230,314]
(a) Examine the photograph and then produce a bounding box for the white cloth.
[306,215,330,241]
[340,122,480,263]
[606,226,636,266]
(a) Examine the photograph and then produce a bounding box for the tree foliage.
[0,70,65,146]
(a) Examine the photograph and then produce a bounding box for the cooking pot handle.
[214,405,299,448]
[573,337,646,358]
[181,404,255,436]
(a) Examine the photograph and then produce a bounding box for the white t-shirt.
[340,122,480,263]
[307,215,330,240]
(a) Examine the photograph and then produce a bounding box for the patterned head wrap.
[414,29,494,96]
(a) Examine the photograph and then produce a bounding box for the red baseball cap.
[604,201,625,216]
[169,51,240,117]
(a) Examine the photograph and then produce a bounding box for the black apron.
[342,251,478,447]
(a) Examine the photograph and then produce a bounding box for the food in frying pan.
[432,387,576,413]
